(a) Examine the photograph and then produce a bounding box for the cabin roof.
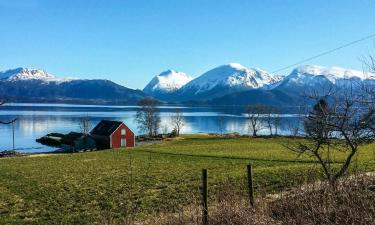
[90,120,123,136]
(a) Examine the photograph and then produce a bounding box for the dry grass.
[269,174,375,225]
[116,174,375,225]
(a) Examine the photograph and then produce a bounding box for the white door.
[121,138,126,147]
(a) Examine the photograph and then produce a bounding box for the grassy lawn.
[0,135,374,224]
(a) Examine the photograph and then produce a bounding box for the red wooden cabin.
[90,120,135,149]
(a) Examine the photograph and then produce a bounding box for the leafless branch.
[171,109,184,136]
[135,98,161,137]
[287,79,375,184]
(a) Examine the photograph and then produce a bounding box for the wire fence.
[95,148,375,224]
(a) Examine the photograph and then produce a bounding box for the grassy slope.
[0,135,374,224]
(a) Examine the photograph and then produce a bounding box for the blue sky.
[0,0,374,89]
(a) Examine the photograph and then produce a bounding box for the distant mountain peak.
[0,67,72,83]
[143,69,193,95]
[276,64,375,93]
[292,65,375,81]
[159,69,177,76]
[178,63,282,99]
[227,63,247,70]
[0,67,147,104]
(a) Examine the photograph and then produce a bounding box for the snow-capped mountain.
[276,65,375,94]
[0,68,73,83]
[143,69,193,100]
[2,64,373,106]
[178,64,375,106]
[176,63,282,101]
[293,65,374,81]
[0,67,147,104]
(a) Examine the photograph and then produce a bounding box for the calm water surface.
[0,103,301,153]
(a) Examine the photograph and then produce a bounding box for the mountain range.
[143,63,375,105]
[0,64,374,106]
[0,68,146,104]
[170,63,283,102]
[276,65,374,93]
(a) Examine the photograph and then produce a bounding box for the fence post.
[247,164,255,207]
[202,169,208,225]
[12,122,15,150]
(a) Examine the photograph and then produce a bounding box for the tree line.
[135,98,184,138]
[134,100,288,138]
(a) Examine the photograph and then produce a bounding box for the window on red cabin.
[121,128,126,135]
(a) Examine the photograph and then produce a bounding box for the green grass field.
[0,135,374,224]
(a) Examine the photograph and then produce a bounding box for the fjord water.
[0,103,300,153]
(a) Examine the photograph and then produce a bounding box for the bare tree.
[362,51,375,74]
[246,104,266,137]
[263,106,283,136]
[162,124,169,135]
[273,113,282,136]
[79,114,91,136]
[264,106,274,135]
[286,82,375,184]
[135,98,161,137]
[217,115,225,136]
[286,119,300,137]
[171,109,184,136]
[361,51,375,100]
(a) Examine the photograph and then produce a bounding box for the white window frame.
[121,128,126,135]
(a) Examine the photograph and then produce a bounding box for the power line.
[272,33,375,74]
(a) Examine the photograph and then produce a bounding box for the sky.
[0,0,375,89]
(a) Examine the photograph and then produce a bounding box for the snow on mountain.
[0,67,74,83]
[0,67,147,104]
[177,63,282,100]
[143,69,193,94]
[275,65,375,95]
[290,65,375,83]
[183,63,282,93]
[279,65,375,87]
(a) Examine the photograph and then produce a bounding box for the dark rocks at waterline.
[36,133,65,147]
[37,132,98,153]
[0,150,22,158]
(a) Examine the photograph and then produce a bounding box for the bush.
[270,174,375,225]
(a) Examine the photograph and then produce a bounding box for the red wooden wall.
[110,123,135,148]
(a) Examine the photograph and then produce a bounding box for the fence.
[102,149,346,224]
